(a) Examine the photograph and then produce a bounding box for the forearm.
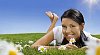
[31,45,59,49]
[44,46,59,49]
[47,19,58,33]
[81,46,88,50]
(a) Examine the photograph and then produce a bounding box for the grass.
[0,33,100,55]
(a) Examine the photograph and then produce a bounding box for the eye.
[71,25,76,27]
[62,25,66,28]
[62,25,67,29]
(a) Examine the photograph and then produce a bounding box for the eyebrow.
[62,23,76,27]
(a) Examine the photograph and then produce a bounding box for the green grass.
[0,33,100,55]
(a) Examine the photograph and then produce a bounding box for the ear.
[80,23,84,30]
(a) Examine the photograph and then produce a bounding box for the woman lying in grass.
[31,9,100,49]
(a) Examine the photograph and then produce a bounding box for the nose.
[65,27,71,34]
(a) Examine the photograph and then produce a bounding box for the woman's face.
[62,18,84,41]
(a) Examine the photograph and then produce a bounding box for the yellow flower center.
[70,38,76,43]
[9,50,17,55]
[70,40,74,42]
[41,48,44,51]
[96,46,100,55]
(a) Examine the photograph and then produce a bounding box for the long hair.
[61,9,85,25]
[61,31,88,48]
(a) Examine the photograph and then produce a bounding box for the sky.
[0,0,100,34]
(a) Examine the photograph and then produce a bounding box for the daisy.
[69,38,76,44]
[15,44,23,52]
[38,46,47,52]
[0,40,24,55]
[24,44,30,48]
[28,40,34,44]
[58,45,66,50]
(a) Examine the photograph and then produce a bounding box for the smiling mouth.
[65,34,75,38]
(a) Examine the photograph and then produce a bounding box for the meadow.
[0,33,100,55]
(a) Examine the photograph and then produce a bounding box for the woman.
[31,9,99,49]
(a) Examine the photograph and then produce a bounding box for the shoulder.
[52,26,63,43]
[53,26,62,30]
[53,26,62,33]
[83,31,91,37]
[83,31,99,40]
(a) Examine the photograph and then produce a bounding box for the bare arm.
[31,11,59,49]
[31,30,54,48]
[47,18,58,33]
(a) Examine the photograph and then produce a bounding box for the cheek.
[72,28,81,39]
[62,29,65,35]
[62,29,68,38]
[75,31,80,39]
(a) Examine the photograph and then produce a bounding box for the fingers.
[68,44,78,48]
[65,44,78,49]
[81,46,88,50]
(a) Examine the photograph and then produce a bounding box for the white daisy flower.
[69,38,76,44]
[38,46,47,52]
[86,38,100,55]
[15,44,23,52]
[24,44,30,48]
[0,40,24,55]
[58,45,66,50]
[28,40,34,44]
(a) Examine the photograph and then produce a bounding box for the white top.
[50,26,98,45]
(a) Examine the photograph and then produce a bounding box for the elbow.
[31,44,41,48]
[31,44,35,48]
[31,44,37,48]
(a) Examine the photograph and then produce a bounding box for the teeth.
[67,34,75,38]
[68,34,74,36]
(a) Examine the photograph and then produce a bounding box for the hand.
[65,44,78,49]
[81,46,88,50]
